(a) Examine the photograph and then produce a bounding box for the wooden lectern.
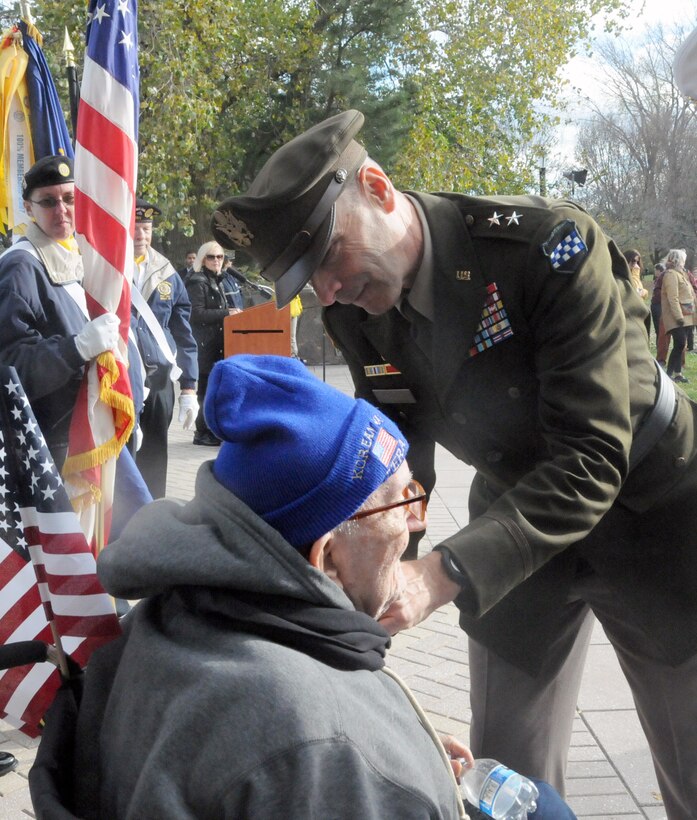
[223,301,291,358]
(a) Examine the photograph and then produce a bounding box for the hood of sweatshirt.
[98,461,353,611]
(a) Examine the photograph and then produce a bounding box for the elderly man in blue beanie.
[69,355,574,820]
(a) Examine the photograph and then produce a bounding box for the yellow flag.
[0,28,34,233]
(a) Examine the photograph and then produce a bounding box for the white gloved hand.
[178,392,198,431]
[134,425,143,452]
[75,313,120,361]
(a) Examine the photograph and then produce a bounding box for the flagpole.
[62,28,80,143]
[46,627,71,679]
[19,0,33,24]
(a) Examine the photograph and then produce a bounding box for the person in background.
[0,155,120,469]
[651,262,668,361]
[624,249,648,299]
[221,253,245,311]
[685,267,697,353]
[660,248,693,383]
[176,250,197,284]
[289,292,305,361]
[624,249,651,336]
[73,355,575,820]
[131,199,199,496]
[212,110,697,818]
[185,241,241,446]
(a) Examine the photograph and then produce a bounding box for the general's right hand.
[74,313,120,361]
[378,551,463,635]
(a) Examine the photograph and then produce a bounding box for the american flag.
[0,367,120,737]
[373,427,398,468]
[63,0,139,547]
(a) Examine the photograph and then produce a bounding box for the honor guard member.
[211,110,697,819]
[0,155,120,469]
[131,198,198,498]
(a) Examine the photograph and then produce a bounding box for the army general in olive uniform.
[212,111,697,819]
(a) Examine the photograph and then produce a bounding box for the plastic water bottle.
[459,759,539,819]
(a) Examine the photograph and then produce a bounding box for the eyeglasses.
[349,479,427,522]
[206,254,224,260]
[29,193,75,209]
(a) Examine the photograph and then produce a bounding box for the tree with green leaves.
[14,0,627,261]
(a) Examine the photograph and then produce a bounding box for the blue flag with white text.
[20,20,73,160]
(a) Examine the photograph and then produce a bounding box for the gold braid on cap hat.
[213,210,254,247]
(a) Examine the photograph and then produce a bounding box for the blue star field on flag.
[86,0,139,138]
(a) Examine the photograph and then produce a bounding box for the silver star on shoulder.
[506,211,522,226]
[488,211,503,227]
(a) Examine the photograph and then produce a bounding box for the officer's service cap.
[135,197,161,222]
[23,155,74,200]
[211,110,367,308]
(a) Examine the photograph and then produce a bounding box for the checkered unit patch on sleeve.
[550,229,587,269]
[542,219,588,274]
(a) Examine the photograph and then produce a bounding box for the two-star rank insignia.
[487,211,522,227]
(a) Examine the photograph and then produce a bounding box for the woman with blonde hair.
[185,240,242,444]
[660,248,694,383]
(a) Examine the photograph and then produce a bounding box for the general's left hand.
[178,391,199,431]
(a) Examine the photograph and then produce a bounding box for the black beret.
[135,197,161,222]
[23,155,74,200]
[211,110,366,308]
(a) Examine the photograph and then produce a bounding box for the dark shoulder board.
[452,197,551,244]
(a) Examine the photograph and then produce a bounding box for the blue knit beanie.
[205,355,409,548]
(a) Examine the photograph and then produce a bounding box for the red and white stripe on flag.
[0,369,121,737]
[63,0,140,548]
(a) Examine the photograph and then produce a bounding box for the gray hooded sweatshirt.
[74,463,462,819]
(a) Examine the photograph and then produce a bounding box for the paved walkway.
[1,364,666,818]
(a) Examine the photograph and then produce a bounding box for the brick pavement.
[0,364,667,818]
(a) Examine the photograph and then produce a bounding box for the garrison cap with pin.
[23,155,74,200]
[135,197,162,222]
[211,110,367,308]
